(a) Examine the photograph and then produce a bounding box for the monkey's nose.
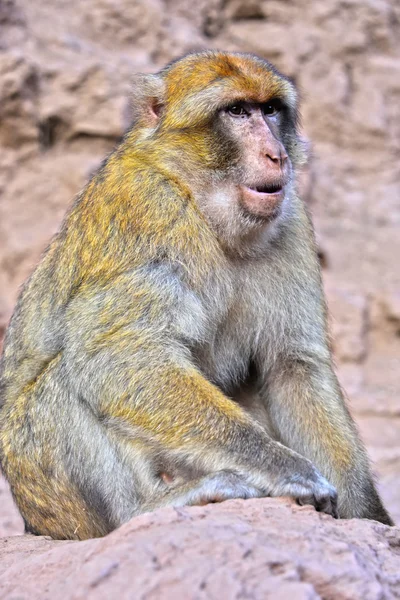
[266,149,288,168]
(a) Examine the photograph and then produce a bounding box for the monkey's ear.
[131,73,166,127]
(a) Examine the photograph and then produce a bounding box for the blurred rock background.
[0,0,399,535]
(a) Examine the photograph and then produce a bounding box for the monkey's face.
[132,51,306,247]
[217,100,292,222]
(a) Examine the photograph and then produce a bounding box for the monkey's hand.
[144,470,265,513]
[273,460,338,518]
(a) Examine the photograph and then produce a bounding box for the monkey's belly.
[192,335,276,438]
[230,382,278,439]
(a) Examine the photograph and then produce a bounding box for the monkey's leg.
[2,357,338,540]
[73,353,338,521]
[265,359,393,525]
[0,363,149,540]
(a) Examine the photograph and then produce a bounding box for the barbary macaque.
[0,51,393,540]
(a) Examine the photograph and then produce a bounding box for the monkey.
[0,51,393,540]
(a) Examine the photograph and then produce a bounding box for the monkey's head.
[131,51,307,244]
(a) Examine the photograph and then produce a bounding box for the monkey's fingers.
[297,492,338,519]
[315,490,339,518]
[275,464,338,518]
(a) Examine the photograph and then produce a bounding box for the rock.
[0,0,27,50]
[0,52,39,149]
[0,476,23,538]
[325,283,369,364]
[0,499,399,599]
[377,291,400,333]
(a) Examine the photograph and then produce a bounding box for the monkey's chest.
[192,307,261,394]
[189,263,274,393]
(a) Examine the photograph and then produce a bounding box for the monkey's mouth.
[247,183,283,195]
[240,183,285,219]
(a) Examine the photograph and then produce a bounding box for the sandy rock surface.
[0,0,399,582]
[1,499,400,600]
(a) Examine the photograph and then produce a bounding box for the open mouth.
[247,183,283,194]
[239,182,285,220]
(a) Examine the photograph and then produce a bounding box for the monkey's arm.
[264,356,392,524]
[64,269,336,515]
[259,207,393,525]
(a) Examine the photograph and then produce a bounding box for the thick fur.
[0,51,392,539]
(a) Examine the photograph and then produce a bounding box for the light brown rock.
[1,499,400,600]
[0,477,23,538]
[325,283,369,363]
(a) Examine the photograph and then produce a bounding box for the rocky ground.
[0,0,399,595]
[1,499,400,600]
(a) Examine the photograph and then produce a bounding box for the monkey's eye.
[227,104,248,117]
[262,100,282,116]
